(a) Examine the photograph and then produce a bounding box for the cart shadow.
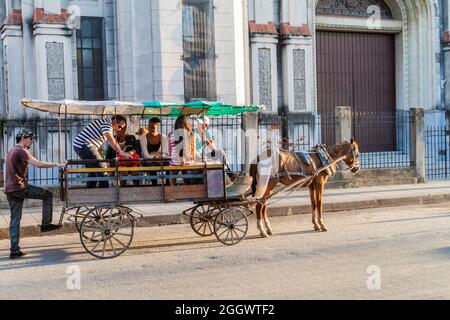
[0,229,319,268]
[128,229,318,254]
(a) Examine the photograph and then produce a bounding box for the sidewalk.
[2,181,450,240]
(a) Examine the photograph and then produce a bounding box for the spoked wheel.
[214,207,249,246]
[190,205,220,237]
[79,205,135,259]
[72,207,92,233]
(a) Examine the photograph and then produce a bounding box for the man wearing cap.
[4,129,66,259]
[194,116,230,170]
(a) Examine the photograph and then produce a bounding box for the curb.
[1,193,450,241]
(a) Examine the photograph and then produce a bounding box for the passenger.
[73,115,130,188]
[139,117,170,186]
[105,125,142,187]
[116,145,142,187]
[195,116,230,170]
[168,115,196,185]
[105,124,141,160]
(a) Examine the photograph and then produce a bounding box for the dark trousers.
[74,145,109,188]
[6,185,53,253]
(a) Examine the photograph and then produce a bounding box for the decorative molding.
[258,48,272,110]
[249,20,278,35]
[293,49,306,111]
[315,15,402,33]
[34,8,70,25]
[46,42,66,101]
[2,9,22,26]
[280,23,312,37]
[316,0,393,19]
[33,23,73,36]
[1,24,23,39]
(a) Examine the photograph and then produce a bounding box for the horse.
[250,139,361,238]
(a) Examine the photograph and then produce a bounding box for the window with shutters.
[182,0,217,102]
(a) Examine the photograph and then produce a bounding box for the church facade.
[0,0,449,161]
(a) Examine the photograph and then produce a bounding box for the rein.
[259,154,347,204]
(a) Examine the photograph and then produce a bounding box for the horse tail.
[249,162,258,196]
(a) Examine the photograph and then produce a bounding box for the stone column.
[279,0,313,114]
[280,37,313,113]
[409,108,426,183]
[1,14,25,119]
[250,34,278,113]
[248,0,278,113]
[33,8,74,103]
[335,106,352,144]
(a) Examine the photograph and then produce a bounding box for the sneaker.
[40,224,61,233]
[9,251,28,260]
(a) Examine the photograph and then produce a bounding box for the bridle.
[345,143,360,172]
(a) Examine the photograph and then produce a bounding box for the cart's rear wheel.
[79,205,134,259]
[190,205,220,237]
[214,207,249,246]
[72,207,92,233]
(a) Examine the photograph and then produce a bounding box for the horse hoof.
[314,226,322,232]
[266,229,273,236]
[260,232,269,238]
[320,226,328,232]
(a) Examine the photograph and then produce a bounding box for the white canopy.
[21,99,162,116]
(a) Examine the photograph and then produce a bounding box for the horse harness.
[276,145,336,187]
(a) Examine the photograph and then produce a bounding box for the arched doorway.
[314,0,440,152]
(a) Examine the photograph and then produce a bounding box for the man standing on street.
[4,129,66,259]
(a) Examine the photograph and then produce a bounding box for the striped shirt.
[73,118,113,149]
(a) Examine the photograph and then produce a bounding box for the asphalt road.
[1,203,450,300]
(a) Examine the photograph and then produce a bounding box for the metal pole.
[65,106,68,160]
[58,114,62,163]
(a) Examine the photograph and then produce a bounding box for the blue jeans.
[74,145,109,189]
[6,185,53,253]
[144,161,170,186]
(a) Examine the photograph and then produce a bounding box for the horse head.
[343,138,360,174]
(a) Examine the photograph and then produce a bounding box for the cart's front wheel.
[79,205,134,259]
[214,207,249,246]
[190,205,220,237]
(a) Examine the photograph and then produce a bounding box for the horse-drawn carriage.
[19,99,263,259]
[20,99,361,259]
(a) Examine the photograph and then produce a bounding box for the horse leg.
[316,183,328,232]
[309,186,321,231]
[256,203,268,238]
[262,204,273,236]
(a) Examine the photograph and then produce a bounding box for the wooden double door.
[316,31,397,152]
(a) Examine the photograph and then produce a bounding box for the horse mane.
[326,142,347,157]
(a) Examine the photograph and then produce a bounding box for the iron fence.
[425,126,449,180]
[0,110,419,187]
[258,112,336,153]
[353,111,411,169]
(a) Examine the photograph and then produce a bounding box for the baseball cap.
[16,129,38,141]
[197,116,210,126]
